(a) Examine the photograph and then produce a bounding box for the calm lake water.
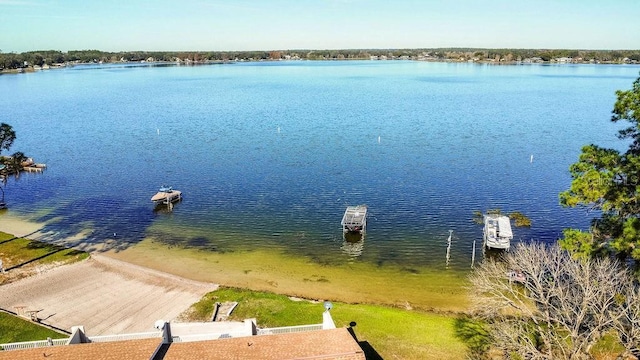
[1,61,638,270]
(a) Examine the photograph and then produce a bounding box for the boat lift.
[341,205,368,235]
[151,186,182,211]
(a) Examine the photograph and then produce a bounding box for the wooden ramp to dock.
[341,205,368,234]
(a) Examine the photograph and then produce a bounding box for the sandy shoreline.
[0,212,470,312]
[0,254,216,335]
[0,213,46,239]
[0,213,218,334]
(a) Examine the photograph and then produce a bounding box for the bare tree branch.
[470,243,636,360]
[615,285,640,358]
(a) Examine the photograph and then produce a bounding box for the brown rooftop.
[164,328,365,360]
[0,338,160,360]
[0,328,365,360]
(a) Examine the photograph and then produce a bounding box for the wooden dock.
[21,158,46,173]
[341,205,368,234]
[22,166,44,173]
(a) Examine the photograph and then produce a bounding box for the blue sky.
[1,0,639,52]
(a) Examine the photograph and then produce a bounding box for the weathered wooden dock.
[341,205,368,234]
[22,166,44,173]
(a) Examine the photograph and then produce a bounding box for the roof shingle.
[164,328,365,360]
[0,338,161,360]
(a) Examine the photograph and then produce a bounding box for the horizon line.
[5,47,640,54]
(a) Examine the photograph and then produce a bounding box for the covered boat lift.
[151,186,182,209]
[341,205,368,235]
[483,214,513,250]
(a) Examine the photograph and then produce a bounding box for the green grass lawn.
[184,287,477,360]
[0,231,88,282]
[0,231,87,346]
[0,312,67,346]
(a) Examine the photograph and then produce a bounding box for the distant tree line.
[1,48,639,70]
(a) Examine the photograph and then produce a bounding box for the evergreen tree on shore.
[560,74,640,263]
[0,123,16,155]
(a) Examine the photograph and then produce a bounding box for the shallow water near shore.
[1,61,638,273]
[106,236,471,311]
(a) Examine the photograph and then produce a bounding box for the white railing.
[0,325,325,350]
[0,331,162,350]
[171,332,237,343]
[1,338,68,351]
[257,324,323,335]
[88,331,162,343]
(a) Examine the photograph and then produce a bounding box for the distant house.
[555,57,573,63]
[524,57,544,63]
[0,309,367,360]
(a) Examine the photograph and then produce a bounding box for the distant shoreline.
[2,47,638,74]
[2,56,638,76]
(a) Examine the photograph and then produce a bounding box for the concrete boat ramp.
[0,254,216,335]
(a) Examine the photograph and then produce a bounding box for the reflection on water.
[341,232,365,258]
[153,198,182,214]
[483,247,510,263]
[1,61,638,270]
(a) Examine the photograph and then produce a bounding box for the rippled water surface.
[1,61,638,269]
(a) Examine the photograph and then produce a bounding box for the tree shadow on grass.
[25,240,60,250]
[0,230,41,245]
[5,248,66,271]
[453,315,492,359]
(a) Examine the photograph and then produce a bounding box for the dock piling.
[446,230,453,268]
[471,239,476,268]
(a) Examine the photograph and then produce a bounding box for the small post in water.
[446,230,453,268]
[471,239,476,268]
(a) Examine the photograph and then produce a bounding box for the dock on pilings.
[341,205,368,235]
